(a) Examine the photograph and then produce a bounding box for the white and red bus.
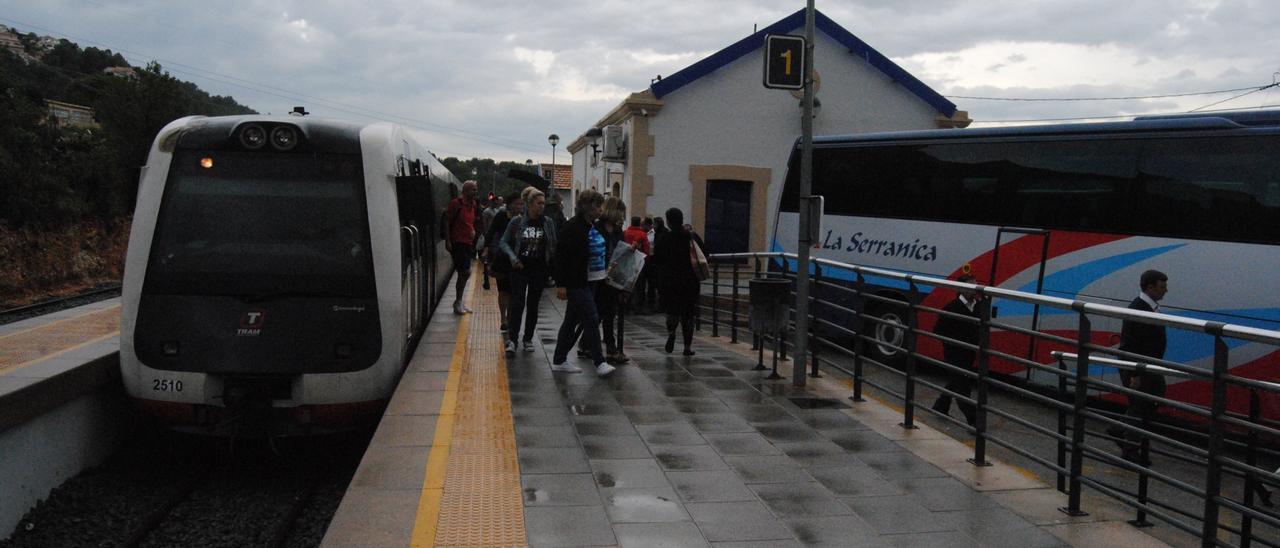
[772,110,1280,419]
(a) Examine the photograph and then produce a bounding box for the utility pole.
[792,0,816,387]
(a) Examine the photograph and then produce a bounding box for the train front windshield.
[144,150,374,299]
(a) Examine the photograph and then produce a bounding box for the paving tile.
[754,422,824,443]
[806,465,904,497]
[729,403,792,423]
[709,540,803,548]
[669,397,732,414]
[961,525,1067,548]
[348,446,429,490]
[637,423,707,446]
[648,370,700,383]
[566,400,627,416]
[515,425,580,448]
[776,440,866,467]
[512,406,573,427]
[793,408,869,431]
[1042,521,1169,547]
[666,470,757,503]
[686,501,795,542]
[724,455,817,484]
[704,432,784,456]
[591,458,671,488]
[858,450,949,479]
[783,515,887,547]
[841,495,955,535]
[883,530,978,548]
[824,429,903,453]
[614,390,673,405]
[510,391,567,408]
[660,382,715,398]
[701,377,756,391]
[369,414,436,447]
[581,434,652,459]
[574,414,639,436]
[750,482,853,518]
[934,506,1041,534]
[599,485,693,524]
[893,476,1000,512]
[322,488,420,546]
[399,371,451,391]
[717,390,777,404]
[521,473,604,506]
[687,366,737,378]
[384,389,445,415]
[651,444,730,471]
[518,446,591,474]
[687,413,758,433]
[525,505,616,546]
[615,522,709,548]
[624,405,688,425]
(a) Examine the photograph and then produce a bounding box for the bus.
[772,110,1280,419]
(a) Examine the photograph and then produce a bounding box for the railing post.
[1060,303,1090,517]
[731,261,740,344]
[900,278,920,430]
[1056,354,1068,493]
[752,257,762,351]
[712,260,720,337]
[968,290,993,467]
[809,264,822,378]
[1201,329,1230,546]
[851,270,866,402]
[1241,389,1261,548]
[779,256,789,362]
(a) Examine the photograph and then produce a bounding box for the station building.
[566,8,969,255]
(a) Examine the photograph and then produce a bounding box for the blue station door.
[704,179,752,255]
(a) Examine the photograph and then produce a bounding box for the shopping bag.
[606,244,646,291]
[689,240,710,281]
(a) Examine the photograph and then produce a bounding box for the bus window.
[1137,136,1280,244]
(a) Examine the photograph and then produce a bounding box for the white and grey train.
[120,115,459,434]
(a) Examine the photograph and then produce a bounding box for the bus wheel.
[867,302,908,368]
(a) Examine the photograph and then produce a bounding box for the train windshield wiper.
[240,291,361,303]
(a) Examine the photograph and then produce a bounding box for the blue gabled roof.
[649,9,957,117]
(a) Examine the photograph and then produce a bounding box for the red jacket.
[623,226,651,255]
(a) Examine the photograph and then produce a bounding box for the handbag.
[689,239,710,281]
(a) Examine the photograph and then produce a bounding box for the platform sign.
[763,34,806,90]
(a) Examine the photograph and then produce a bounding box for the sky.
[3,0,1278,163]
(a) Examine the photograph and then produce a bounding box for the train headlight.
[200,157,214,169]
[270,126,298,151]
[239,124,267,150]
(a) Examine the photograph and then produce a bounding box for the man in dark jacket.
[930,275,982,426]
[1109,269,1169,464]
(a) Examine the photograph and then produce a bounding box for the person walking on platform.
[443,180,480,315]
[550,189,615,377]
[485,191,522,335]
[595,196,630,364]
[622,216,651,314]
[653,208,701,356]
[1108,269,1169,466]
[480,196,501,290]
[929,275,982,426]
[499,188,553,357]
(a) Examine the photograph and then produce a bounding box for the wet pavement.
[505,296,1169,547]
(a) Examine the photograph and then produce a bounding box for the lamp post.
[548,134,559,198]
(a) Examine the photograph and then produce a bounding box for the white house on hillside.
[567,9,969,255]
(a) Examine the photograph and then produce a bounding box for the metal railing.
[698,251,1280,548]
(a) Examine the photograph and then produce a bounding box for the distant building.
[0,26,25,56]
[102,66,136,78]
[567,9,969,255]
[45,99,98,129]
[540,163,573,206]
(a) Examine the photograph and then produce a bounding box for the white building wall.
[645,30,940,245]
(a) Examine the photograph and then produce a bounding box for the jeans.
[553,284,605,366]
[508,268,547,343]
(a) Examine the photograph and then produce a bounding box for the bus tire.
[865,297,908,368]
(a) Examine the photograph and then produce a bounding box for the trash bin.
[749,278,791,335]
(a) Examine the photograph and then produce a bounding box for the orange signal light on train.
[200,157,214,169]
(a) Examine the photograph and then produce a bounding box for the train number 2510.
[152,379,184,392]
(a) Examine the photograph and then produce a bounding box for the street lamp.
[548,133,559,197]
[525,159,533,173]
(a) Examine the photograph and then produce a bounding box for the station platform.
[324,276,1172,547]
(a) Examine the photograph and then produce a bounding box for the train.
[120,114,460,435]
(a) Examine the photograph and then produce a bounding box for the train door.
[396,172,432,345]
[987,227,1050,379]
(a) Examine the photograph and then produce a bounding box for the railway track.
[1,429,367,547]
[0,283,122,325]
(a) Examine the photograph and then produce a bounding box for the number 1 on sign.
[781,50,792,75]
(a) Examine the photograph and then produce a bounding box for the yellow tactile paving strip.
[0,306,120,374]
[412,272,527,547]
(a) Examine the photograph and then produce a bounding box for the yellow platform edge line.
[3,331,119,375]
[410,276,474,547]
[0,305,120,341]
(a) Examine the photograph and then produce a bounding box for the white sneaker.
[522,340,534,352]
[461,305,473,314]
[596,363,616,377]
[505,340,516,357]
[550,362,582,373]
